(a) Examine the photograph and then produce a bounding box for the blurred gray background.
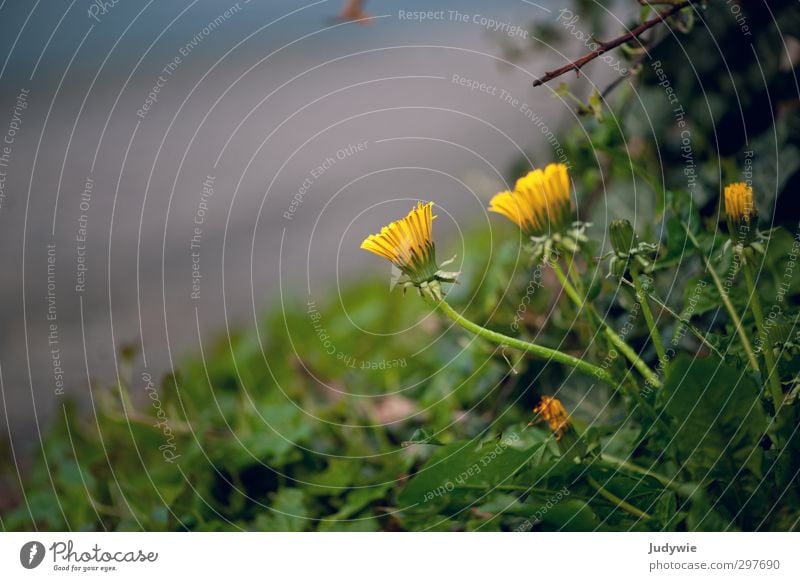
[0,0,626,443]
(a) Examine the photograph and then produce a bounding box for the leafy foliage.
[2,0,799,532]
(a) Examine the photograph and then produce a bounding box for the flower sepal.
[526,221,590,265]
[720,227,774,263]
[605,219,659,277]
[362,201,464,301]
[555,220,591,252]
[390,262,460,301]
[433,256,461,293]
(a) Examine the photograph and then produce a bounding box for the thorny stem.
[532,1,696,87]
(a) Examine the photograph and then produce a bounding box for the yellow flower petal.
[360,202,439,283]
[724,182,755,224]
[489,163,572,236]
[488,191,527,231]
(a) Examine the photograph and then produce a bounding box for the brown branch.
[532,1,693,88]
[600,30,670,99]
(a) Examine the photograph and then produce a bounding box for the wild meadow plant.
[5,0,798,533]
[361,164,800,530]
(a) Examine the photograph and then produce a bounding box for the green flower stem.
[551,262,662,388]
[566,268,660,409]
[453,482,578,497]
[741,252,783,410]
[631,269,668,363]
[618,277,724,358]
[587,475,652,521]
[565,260,599,338]
[551,261,602,344]
[603,327,663,388]
[600,454,697,498]
[684,225,760,372]
[550,259,585,308]
[566,256,588,297]
[434,299,617,388]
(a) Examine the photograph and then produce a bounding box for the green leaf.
[402,428,443,447]
[536,500,602,531]
[235,404,312,469]
[679,274,722,318]
[252,488,309,532]
[326,484,391,522]
[658,355,768,485]
[398,435,538,508]
[317,518,381,532]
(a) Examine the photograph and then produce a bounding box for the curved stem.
[551,262,662,388]
[565,256,587,298]
[684,225,760,372]
[631,269,668,363]
[453,482,581,498]
[551,260,584,308]
[600,454,697,498]
[434,299,617,388]
[741,252,783,412]
[603,328,663,388]
[587,475,652,521]
[562,257,602,342]
[618,276,723,358]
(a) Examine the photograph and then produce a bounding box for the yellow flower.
[533,396,570,440]
[360,202,457,299]
[724,182,757,226]
[724,182,758,245]
[489,163,572,236]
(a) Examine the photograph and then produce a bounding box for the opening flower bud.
[609,219,637,256]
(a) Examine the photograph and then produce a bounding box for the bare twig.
[532,1,693,88]
[599,31,668,99]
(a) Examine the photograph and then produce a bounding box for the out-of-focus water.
[0,0,625,441]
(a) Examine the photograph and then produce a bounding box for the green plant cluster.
[3,0,800,533]
[3,193,799,530]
